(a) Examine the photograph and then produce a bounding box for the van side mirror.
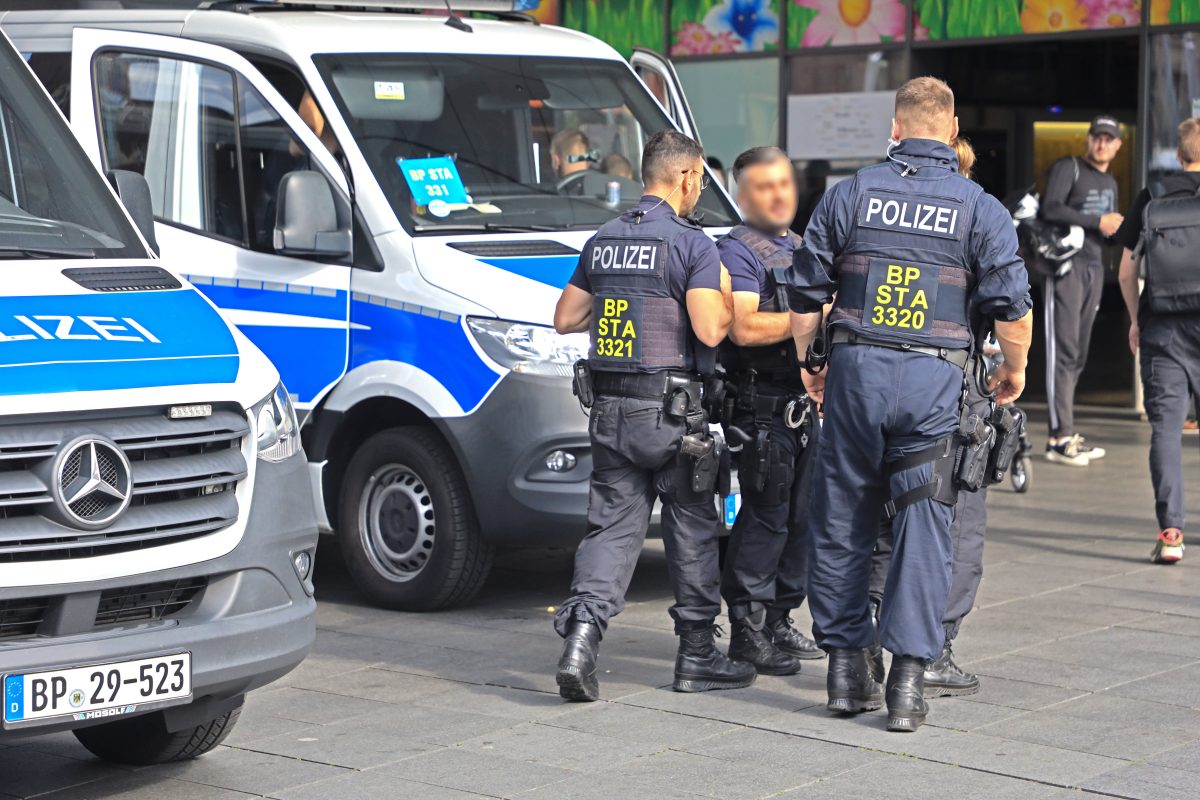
[107,169,159,256]
[274,171,351,259]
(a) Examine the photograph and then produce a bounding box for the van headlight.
[254,382,301,462]
[466,317,588,377]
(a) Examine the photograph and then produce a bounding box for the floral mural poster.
[671,0,782,56]
[1150,0,1200,23]
[561,0,666,58]
[788,0,908,47]
[913,0,1140,40]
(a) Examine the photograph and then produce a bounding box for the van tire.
[338,426,493,610]
[73,704,241,765]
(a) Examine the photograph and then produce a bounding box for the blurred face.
[736,158,798,234]
[1088,132,1122,165]
[555,142,591,177]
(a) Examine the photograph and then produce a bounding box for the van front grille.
[94,577,207,627]
[0,407,247,562]
[0,596,49,640]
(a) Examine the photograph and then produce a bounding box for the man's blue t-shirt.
[718,233,797,308]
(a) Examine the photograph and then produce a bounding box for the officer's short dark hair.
[1179,118,1200,165]
[895,77,955,136]
[642,130,704,188]
[731,146,790,183]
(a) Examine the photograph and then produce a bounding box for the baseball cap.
[1089,115,1122,138]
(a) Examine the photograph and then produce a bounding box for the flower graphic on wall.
[680,0,779,53]
[794,0,906,47]
[1020,0,1089,33]
[1080,0,1141,28]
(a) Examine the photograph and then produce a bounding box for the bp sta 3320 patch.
[862,259,938,335]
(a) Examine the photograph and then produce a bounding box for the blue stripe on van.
[350,300,499,412]
[0,290,239,396]
[477,255,579,289]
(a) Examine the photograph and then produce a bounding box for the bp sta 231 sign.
[399,156,469,207]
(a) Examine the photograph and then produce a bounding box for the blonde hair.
[895,77,955,138]
[1179,118,1200,165]
[952,137,976,180]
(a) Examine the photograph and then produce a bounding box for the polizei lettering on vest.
[588,239,665,276]
[862,195,961,238]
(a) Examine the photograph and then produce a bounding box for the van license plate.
[4,653,191,730]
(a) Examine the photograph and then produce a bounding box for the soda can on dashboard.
[605,181,621,207]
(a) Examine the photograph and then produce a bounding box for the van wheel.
[338,427,493,610]
[73,704,241,765]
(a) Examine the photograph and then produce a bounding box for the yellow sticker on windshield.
[374,81,406,101]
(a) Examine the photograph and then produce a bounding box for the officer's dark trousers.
[554,395,721,638]
[721,404,819,621]
[1044,264,1102,438]
[808,345,961,662]
[1140,316,1200,532]
[870,389,990,642]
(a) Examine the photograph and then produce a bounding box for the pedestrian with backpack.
[1115,117,1200,564]
[1040,116,1124,466]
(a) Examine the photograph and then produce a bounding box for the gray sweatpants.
[1140,315,1200,531]
[1044,263,1103,438]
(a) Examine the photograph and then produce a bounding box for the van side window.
[237,76,311,252]
[92,51,325,255]
[93,52,245,243]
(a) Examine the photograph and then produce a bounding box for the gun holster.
[680,431,720,494]
[572,359,594,409]
[954,412,995,493]
[985,405,1021,485]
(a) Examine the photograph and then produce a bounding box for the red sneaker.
[1152,529,1185,564]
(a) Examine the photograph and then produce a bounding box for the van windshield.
[0,40,142,258]
[314,54,738,233]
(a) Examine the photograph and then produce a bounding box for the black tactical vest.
[827,157,983,350]
[583,209,703,374]
[718,226,803,387]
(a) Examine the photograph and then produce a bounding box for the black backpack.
[1138,182,1200,314]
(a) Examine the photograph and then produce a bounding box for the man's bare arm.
[554,284,593,334]
[789,309,823,359]
[729,292,789,346]
[1118,247,1140,354]
[990,310,1034,404]
[686,265,734,347]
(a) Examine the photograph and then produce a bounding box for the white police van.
[0,28,318,764]
[2,0,740,611]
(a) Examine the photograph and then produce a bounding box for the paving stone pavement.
[2,411,1199,799]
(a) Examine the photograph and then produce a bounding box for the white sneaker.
[1046,438,1089,466]
[1071,434,1105,460]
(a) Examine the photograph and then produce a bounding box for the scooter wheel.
[1011,456,1031,493]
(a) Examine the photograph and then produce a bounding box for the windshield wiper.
[0,246,94,259]
[414,222,561,234]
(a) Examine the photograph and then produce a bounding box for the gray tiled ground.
[5,411,1200,799]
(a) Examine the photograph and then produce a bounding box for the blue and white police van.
[0,27,318,763]
[2,0,740,611]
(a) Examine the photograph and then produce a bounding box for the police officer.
[717,146,822,676]
[788,77,1033,732]
[867,137,990,698]
[552,130,756,701]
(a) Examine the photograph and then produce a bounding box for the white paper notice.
[787,91,896,161]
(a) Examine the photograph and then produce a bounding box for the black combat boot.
[924,641,980,698]
[767,615,824,660]
[886,656,929,732]
[728,606,801,676]
[674,625,758,692]
[866,597,885,685]
[825,647,883,714]
[556,620,601,702]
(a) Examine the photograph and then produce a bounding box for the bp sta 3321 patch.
[591,296,642,363]
[862,259,938,335]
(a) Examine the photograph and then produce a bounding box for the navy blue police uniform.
[555,195,723,638]
[717,227,822,668]
[788,140,1030,670]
